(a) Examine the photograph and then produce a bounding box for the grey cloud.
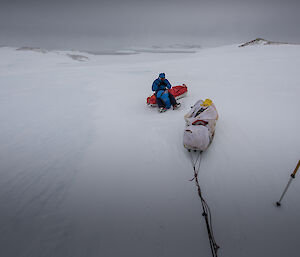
[1,0,300,50]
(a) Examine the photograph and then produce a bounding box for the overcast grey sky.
[1,0,300,50]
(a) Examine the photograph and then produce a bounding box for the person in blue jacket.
[152,73,181,112]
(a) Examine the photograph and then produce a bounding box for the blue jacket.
[152,78,172,93]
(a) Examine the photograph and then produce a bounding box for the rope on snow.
[189,150,220,257]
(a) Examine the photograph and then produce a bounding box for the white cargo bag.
[183,99,218,151]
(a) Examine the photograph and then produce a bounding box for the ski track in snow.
[0,45,300,257]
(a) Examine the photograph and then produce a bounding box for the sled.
[183,99,218,151]
[146,84,188,107]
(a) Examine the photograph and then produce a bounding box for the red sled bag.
[147,84,188,107]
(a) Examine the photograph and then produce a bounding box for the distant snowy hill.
[238,37,294,47]
[0,43,299,257]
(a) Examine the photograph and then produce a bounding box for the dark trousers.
[156,91,177,108]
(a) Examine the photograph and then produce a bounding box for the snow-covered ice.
[0,43,299,257]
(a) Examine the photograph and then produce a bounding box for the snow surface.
[0,44,299,257]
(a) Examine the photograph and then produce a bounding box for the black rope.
[189,150,219,257]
